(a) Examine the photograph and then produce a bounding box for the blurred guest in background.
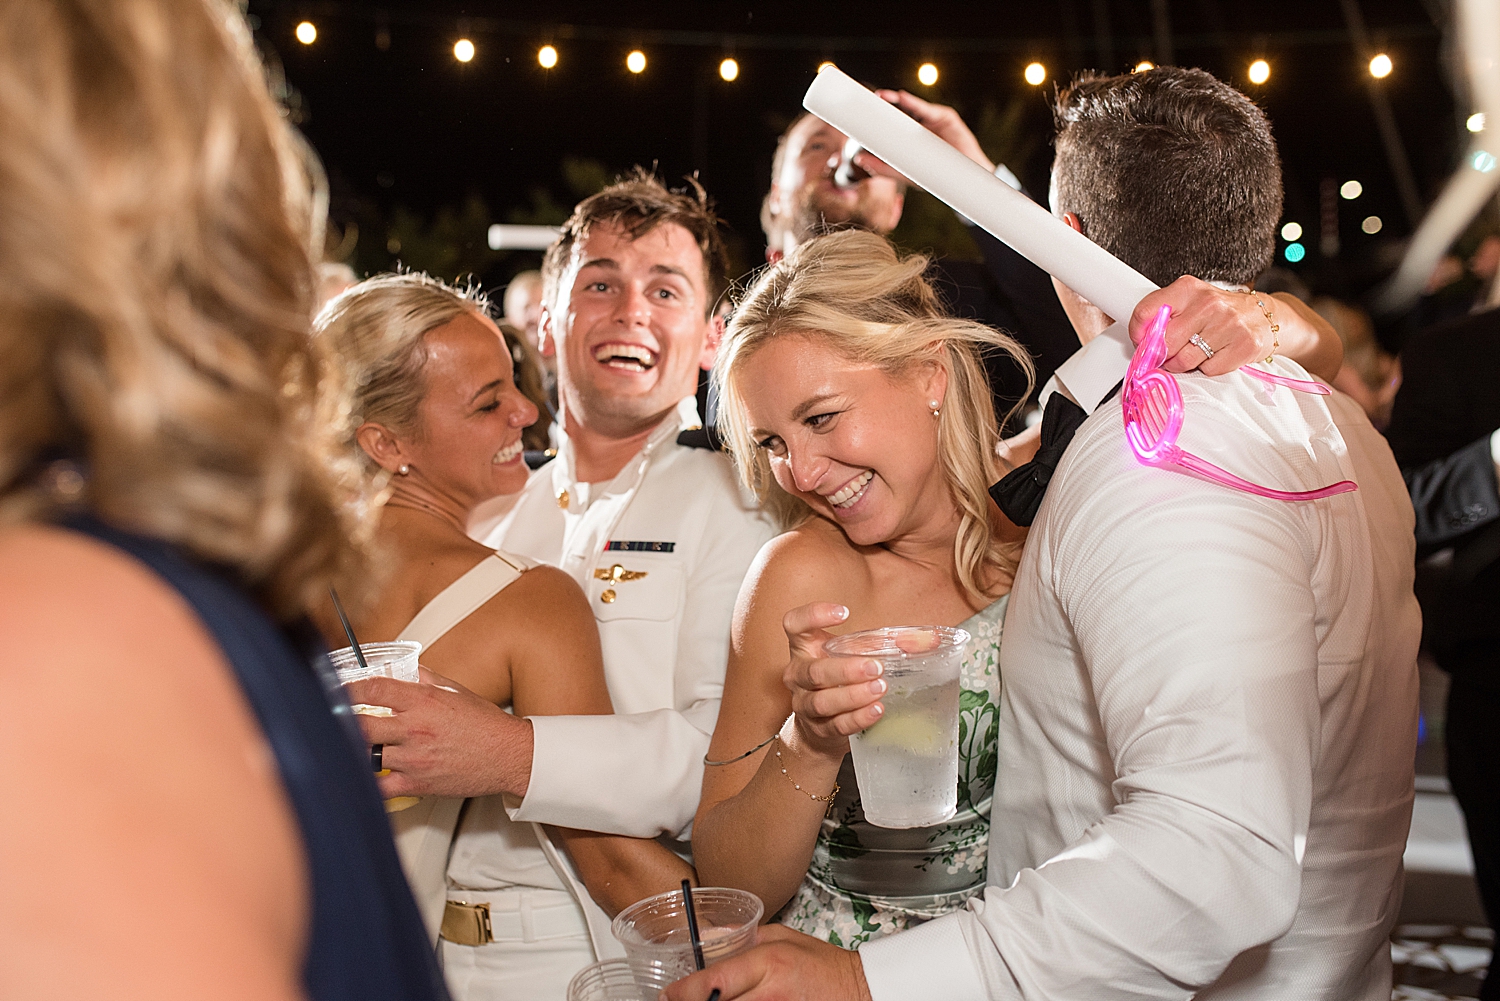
[497,319,554,452]
[0,2,445,999]
[317,273,691,999]
[1387,305,1500,1001]
[1313,296,1402,430]
[505,269,556,409]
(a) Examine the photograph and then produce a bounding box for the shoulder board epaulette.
[676,426,726,451]
[524,449,556,470]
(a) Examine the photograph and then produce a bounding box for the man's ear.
[355,422,407,475]
[699,310,725,371]
[1061,211,1084,235]
[538,303,558,359]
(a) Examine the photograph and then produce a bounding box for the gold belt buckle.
[440,900,493,946]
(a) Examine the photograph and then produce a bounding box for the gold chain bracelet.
[1246,290,1280,362]
[772,737,840,804]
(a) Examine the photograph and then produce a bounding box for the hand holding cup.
[779,602,887,758]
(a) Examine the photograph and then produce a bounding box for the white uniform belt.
[441,886,588,945]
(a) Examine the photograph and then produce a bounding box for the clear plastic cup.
[824,625,970,829]
[611,887,762,986]
[329,640,421,813]
[566,958,677,1001]
[329,641,421,716]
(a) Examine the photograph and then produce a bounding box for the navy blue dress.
[71,517,449,1001]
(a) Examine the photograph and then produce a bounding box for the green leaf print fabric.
[774,595,1006,948]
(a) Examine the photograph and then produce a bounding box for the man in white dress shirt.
[465,173,776,844]
[665,67,1420,1001]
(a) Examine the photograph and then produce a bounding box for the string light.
[1134,60,1155,73]
[1285,242,1306,262]
[1024,62,1046,86]
[538,44,558,69]
[295,21,316,45]
[1340,179,1363,199]
[719,57,739,81]
[1281,222,1303,241]
[1469,113,1487,133]
[917,62,939,86]
[1362,215,1383,234]
[453,38,475,63]
[1248,59,1270,85]
[1369,53,1393,79]
[626,49,647,74]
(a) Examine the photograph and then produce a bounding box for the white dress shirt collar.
[553,396,703,511]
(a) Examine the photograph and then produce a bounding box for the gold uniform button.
[600,589,617,603]
[556,489,569,509]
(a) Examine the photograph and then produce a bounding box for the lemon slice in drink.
[860,714,948,753]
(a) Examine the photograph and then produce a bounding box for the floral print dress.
[774,596,1006,948]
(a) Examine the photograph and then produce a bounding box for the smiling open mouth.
[493,439,523,465]
[825,470,873,509]
[593,343,657,372]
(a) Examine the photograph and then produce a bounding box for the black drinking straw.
[681,878,706,972]
[706,992,720,1001]
[329,586,370,670]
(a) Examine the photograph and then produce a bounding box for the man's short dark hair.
[543,169,730,318]
[1052,67,1282,288]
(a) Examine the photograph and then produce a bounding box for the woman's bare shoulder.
[747,517,861,595]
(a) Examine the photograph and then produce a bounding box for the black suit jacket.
[928,228,1079,436]
[1386,306,1500,685]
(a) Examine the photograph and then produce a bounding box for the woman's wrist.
[782,712,849,768]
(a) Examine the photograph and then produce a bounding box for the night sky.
[247,1,1468,311]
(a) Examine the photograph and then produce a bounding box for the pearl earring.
[929,400,941,418]
[398,464,410,476]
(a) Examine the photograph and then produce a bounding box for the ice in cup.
[824,625,970,829]
[611,887,763,987]
[329,640,422,813]
[566,958,676,1001]
[329,640,421,715]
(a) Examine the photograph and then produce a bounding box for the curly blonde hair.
[715,230,1033,604]
[0,0,367,618]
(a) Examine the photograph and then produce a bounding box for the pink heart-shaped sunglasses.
[1123,304,1358,502]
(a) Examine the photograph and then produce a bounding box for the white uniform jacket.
[471,397,777,840]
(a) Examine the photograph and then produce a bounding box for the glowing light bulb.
[719,57,739,82]
[295,21,316,45]
[1248,59,1270,85]
[1369,53,1393,79]
[1134,60,1155,73]
[1281,222,1303,241]
[1469,113,1487,133]
[453,38,475,63]
[626,50,647,74]
[1362,215,1383,234]
[1340,180,1363,200]
[1024,62,1046,86]
[917,63,939,86]
[538,45,557,69]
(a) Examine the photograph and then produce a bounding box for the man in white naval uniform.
[664,67,1420,1001]
[468,174,775,842]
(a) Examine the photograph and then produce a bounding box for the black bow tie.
[988,391,1091,527]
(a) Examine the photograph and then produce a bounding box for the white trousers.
[440,885,596,1001]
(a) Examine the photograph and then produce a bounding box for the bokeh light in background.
[626,49,647,74]
[1362,215,1383,234]
[295,20,316,45]
[1469,112,1487,133]
[1134,60,1155,72]
[453,38,475,63]
[538,45,558,69]
[1024,62,1046,86]
[1248,59,1270,85]
[1341,179,1364,199]
[1281,221,1303,241]
[719,57,739,81]
[1369,53,1393,79]
[1285,242,1307,262]
[917,62,939,86]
